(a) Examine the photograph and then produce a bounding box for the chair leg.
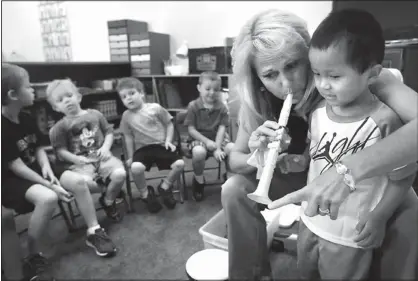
[58,201,76,233]
[124,173,135,213]
[178,173,184,204]
[182,170,188,200]
[67,201,78,230]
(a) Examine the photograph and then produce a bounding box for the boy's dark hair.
[1,63,29,105]
[310,9,385,73]
[199,71,222,86]
[116,77,145,93]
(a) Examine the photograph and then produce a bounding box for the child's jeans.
[297,220,372,280]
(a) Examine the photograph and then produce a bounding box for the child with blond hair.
[47,79,126,227]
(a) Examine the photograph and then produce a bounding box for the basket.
[199,210,228,251]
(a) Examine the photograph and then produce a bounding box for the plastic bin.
[199,210,228,251]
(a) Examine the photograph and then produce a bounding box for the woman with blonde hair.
[222,9,417,280]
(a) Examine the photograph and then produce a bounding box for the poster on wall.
[38,1,72,61]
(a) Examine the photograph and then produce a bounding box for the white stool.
[185,249,229,281]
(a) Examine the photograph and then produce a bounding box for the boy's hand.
[51,184,74,203]
[165,141,176,152]
[214,149,226,162]
[276,153,309,174]
[41,165,60,185]
[206,140,217,151]
[354,211,387,249]
[126,158,133,168]
[96,147,111,161]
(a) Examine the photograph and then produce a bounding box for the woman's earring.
[260,86,266,92]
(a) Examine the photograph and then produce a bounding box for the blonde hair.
[46,78,79,105]
[231,9,321,133]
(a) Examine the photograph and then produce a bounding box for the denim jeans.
[221,171,307,280]
[221,171,418,280]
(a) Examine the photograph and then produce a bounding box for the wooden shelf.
[35,89,118,102]
[135,74,231,78]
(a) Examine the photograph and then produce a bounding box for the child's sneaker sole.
[86,240,116,257]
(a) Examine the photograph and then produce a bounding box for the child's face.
[50,83,82,115]
[253,53,310,104]
[118,87,144,110]
[309,45,372,108]
[15,74,35,107]
[197,80,221,105]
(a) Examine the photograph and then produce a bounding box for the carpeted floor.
[15,158,298,280]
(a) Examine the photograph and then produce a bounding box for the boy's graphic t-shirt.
[120,103,172,150]
[302,98,415,248]
[2,112,42,177]
[49,109,113,159]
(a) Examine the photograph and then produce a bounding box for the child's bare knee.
[61,171,89,193]
[110,168,126,183]
[131,162,146,175]
[192,146,207,161]
[172,159,185,170]
[37,188,59,207]
[224,142,234,156]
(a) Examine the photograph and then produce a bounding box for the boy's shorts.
[187,132,231,155]
[1,163,42,214]
[133,144,182,171]
[67,154,124,182]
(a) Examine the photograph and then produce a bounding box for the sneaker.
[99,195,123,222]
[86,228,117,257]
[23,253,54,281]
[192,177,205,202]
[140,186,162,214]
[157,180,177,209]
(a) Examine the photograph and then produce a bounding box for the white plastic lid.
[185,249,229,280]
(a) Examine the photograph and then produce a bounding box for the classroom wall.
[2,1,333,62]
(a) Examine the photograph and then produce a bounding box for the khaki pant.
[297,220,372,280]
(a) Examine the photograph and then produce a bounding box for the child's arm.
[96,110,115,159]
[372,175,414,221]
[215,124,227,150]
[99,133,114,154]
[165,121,175,143]
[9,157,58,188]
[123,133,135,166]
[55,147,90,165]
[213,124,228,161]
[35,146,59,184]
[119,112,135,165]
[354,173,415,248]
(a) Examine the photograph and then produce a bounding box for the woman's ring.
[318,207,330,215]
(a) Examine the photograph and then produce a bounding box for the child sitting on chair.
[47,79,126,223]
[117,77,185,213]
[184,71,234,202]
[2,63,60,280]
